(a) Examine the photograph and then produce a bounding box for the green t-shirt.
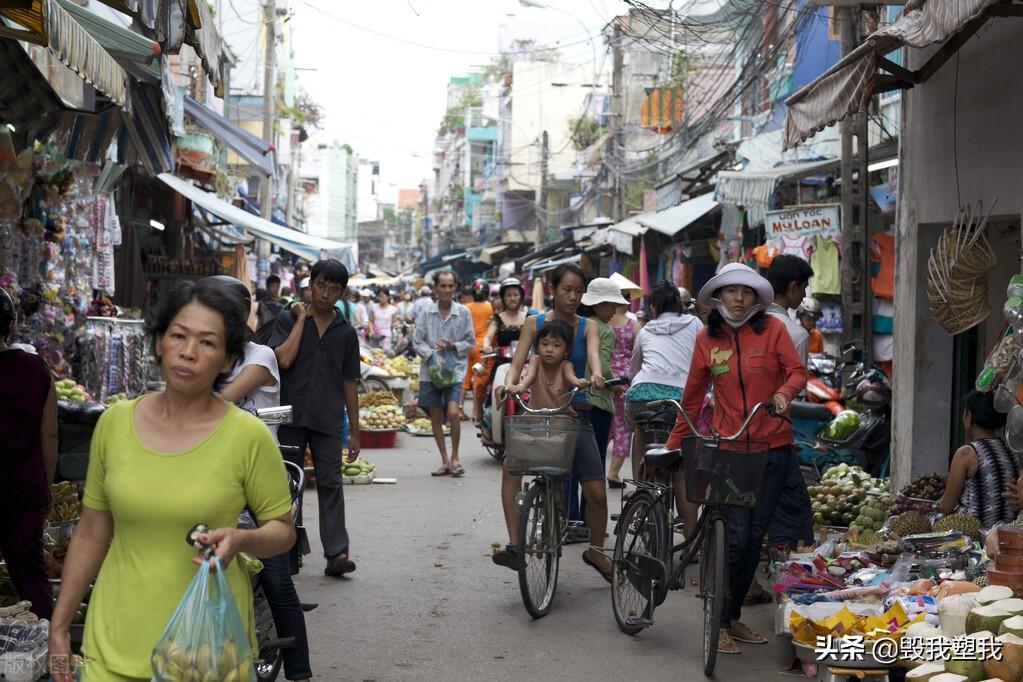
[586,317,615,414]
[82,398,292,678]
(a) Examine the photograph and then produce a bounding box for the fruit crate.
[361,429,397,449]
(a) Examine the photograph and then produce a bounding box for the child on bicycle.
[505,319,590,412]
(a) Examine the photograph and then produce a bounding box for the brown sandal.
[718,628,741,654]
[729,621,766,644]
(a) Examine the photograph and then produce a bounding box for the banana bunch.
[0,600,40,622]
[152,637,253,682]
[49,481,81,523]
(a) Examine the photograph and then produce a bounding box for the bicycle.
[609,400,779,675]
[504,379,627,619]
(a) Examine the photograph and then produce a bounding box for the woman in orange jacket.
[666,263,807,655]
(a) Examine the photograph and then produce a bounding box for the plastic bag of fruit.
[151,557,254,681]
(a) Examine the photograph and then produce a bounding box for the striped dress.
[958,437,1022,528]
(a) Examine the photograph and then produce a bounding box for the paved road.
[293,428,791,681]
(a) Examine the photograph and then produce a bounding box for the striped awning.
[0,38,118,162]
[54,0,161,83]
[119,83,173,175]
[784,0,1001,149]
[184,96,273,176]
[0,0,128,107]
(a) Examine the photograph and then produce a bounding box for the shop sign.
[765,205,841,239]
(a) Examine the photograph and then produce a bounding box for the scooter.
[472,344,517,462]
[819,366,892,477]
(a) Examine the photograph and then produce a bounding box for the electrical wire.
[953,51,961,210]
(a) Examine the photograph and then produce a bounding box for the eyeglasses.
[312,280,344,296]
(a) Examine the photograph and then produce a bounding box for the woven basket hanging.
[927,200,998,336]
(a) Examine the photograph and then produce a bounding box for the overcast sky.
[288,0,662,203]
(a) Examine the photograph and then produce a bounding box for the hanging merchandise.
[927,200,997,335]
[638,240,651,295]
[873,298,894,335]
[752,242,779,269]
[810,234,841,295]
[77,317,148,403]
[779,234,812,261]
[871,231,896,300]
[818,302,843,334]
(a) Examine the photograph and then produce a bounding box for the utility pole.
[838,5,857,346]
[258,0,276,223]
[610,16,625,222]
[538,129,549,247]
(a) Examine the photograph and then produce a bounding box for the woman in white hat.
[665,263,806,654]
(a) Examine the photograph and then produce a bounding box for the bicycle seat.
[644,447,682,470]
[790,400,834,422]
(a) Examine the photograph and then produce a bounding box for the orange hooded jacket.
[666,314,807,451]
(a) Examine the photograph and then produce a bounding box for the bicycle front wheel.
[517,480,560,618]
[611,491,666,635]
[701,515,727,676]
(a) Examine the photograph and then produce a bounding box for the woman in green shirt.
[48,281,295,681]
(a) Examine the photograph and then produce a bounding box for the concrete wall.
[893,17,1023,487]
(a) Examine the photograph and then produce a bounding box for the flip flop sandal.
[431,467,451,476]
[451,464,466,477]
[582,550,612,584]
[718,629,742,655]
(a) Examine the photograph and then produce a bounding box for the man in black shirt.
[267,259,361,577]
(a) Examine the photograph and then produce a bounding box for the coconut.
[946,631,995,682]
[968,606,1013,634]
[984,633,1023,682]
[906,664,948,682]
[931,674,969,682]
[1002,616,1023,639]
[943,594,982,637]
[995,600,1023,617]
[979,586,1016,606]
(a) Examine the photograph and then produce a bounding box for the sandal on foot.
[431,466,451,476]
[729,621,766,644]
[607,478,625,489]
[450,464,466,477]
[582,549,612,584]
[718,629,741,654]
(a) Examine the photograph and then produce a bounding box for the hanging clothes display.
[873,298,894,335]
[752,243,779,269]
[818,302,843,334]
[77,317,148,401]
[870,231,896,299]
[779,234,812,261]
[809,234,841,295]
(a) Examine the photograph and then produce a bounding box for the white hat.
[299,277,310,289]
[581,277,629,306]
[360,289,372,297]
[696,263,773,309]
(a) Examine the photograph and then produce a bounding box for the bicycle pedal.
[625,617,654,629]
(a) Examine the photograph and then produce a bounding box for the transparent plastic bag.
[151,558,254,682]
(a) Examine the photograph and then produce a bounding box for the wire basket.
[504,414,584,475]
[681,437,769,508]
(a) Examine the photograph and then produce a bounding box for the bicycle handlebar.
[508,377,629,416]
[645,399,779,442]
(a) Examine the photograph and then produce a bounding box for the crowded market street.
[297,426,781,682]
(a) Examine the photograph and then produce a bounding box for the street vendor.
[939,389,1021,528]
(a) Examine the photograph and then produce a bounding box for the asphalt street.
[293,427,793,682]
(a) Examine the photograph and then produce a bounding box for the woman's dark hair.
[649,281,685,318]
[965,389,1007,431]
[551,264,586,289]
[706,309,768,338]
[766,254,814,297]
[535,319,573,351]
[310,259,350,288]
[0,316,11,338]
[147,280,248,386]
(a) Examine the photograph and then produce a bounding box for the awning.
[655,147,736,208]
[158,172,357,268]
[602,213,651,256]
[0,38,119,162]
[784,0,1001,149]
[0,0,128,107]
[54,0,160,82]
[119,83,173,175]
[715,158,839,223]
[637,192,719,237]
[184,96,274,176]
[479,244,513,265]
[530,253,581,274]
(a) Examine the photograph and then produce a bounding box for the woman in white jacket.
[625,282,704,535]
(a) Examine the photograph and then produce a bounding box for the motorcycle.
[819,366,892,477]
[472,344,517,461]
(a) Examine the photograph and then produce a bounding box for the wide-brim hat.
[581,277,629,306]
[696,263,774,309]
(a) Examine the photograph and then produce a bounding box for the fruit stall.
[774,461,1023,682]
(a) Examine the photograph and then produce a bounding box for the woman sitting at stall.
[940,389,1021,528]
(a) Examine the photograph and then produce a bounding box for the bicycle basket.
[504,414,584,475]
[681,437,769,508]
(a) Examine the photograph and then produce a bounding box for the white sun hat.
[299,277,310,289]
[696,263,774,309]
[581,277,630,306]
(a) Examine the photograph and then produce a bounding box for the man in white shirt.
[765,254,813,364]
